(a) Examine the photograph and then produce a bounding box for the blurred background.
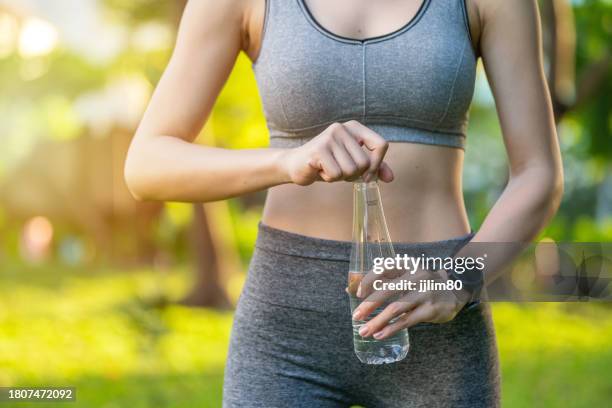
[0,0,610,407]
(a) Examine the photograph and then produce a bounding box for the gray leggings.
[223,224,500,407]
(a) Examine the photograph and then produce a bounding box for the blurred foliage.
[572,0,611,159]
[0,264,232,396]
[203,53,268,149]
[103,0,181,25]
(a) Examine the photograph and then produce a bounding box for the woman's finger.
[357,295,420,338]
[377,161,394,182]
[330,139,358,179]
[313,150,342,182]
[353,273,414,320]
[339,131,371,177]
[343,121,389,177]
[372,305,436,340]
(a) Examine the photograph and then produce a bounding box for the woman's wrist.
[269,148,293,185]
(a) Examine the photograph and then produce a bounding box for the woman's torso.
[263,144,470,242]
[247,0,479,242]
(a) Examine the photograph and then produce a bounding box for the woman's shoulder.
[468,0,540,54]
[178,0,261,58]
[472,0,539,28]
[184,0,252,21]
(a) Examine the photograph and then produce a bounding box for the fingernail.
[359,326,369,337]
[373,331,384,339]
[352,309,361,320]
[356,286,362,298]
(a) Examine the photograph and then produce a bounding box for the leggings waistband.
[256,222,475,261]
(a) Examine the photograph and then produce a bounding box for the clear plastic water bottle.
[347,179,409,364]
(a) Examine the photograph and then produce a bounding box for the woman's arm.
[124,0,391,203]
[439,0,565,295]
[353,0,564,338]
[470,0,563,244]
[124,0,283,202]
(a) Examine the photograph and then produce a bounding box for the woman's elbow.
[124,146,154,202]
[540,165,564,217]
[549,167,564,212]
[513,163,564,217]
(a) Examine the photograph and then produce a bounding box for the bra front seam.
[362,44,367,122]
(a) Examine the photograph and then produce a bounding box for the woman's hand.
[351,268,472,340]
[279,120,394,186]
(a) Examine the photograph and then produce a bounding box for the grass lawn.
[1,264,611,407]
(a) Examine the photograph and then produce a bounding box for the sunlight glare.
[18,17,58,58]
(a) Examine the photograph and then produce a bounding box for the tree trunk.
[181,203,232,309]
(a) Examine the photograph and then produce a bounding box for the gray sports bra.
[253,0,477,150]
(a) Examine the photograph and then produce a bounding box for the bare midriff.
[262,142,471,242]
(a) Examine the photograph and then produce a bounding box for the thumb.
[377,161,394,183]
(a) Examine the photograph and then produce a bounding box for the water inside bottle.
[348,271,409,364]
